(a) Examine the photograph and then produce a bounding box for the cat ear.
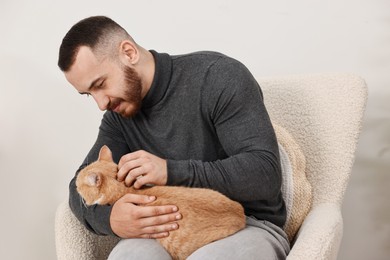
[86,172,102,187]
[98,145,114,162]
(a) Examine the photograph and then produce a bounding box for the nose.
[92,92,109,111]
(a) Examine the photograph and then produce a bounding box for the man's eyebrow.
[78,76,104,95]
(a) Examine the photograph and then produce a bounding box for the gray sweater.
[69,50,286,236]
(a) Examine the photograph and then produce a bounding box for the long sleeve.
[68,116,130,236]
[165,57,285,226]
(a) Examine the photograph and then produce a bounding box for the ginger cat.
[76,145,246,260]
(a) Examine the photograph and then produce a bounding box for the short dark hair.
[58,16,129,72]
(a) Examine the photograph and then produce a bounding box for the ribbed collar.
[141,50,172,109]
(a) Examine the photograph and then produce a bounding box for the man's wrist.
[166,159,191,186]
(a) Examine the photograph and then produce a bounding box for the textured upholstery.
[262,73,367,259]
[55,73,367,260]
[275,123,312,242]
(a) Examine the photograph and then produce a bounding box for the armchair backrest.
[259,73,367,206]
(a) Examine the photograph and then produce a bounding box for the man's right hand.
[110,193,181,238]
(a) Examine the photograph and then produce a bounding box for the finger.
[140,232,170,239]
[117,158,145,182]
[139,212,182,227]
[133,176,146,189]
[125,166,149,187]
[133,172,156,189]
[119,193,156,205]
[118,150,148,168]
[118,152,138,169]
[138,205,179,218]
[142,222,179,235]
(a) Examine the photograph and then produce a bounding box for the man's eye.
[96,81,105,89]
[89,80,105,93]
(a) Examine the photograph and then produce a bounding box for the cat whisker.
[79,195,88,208]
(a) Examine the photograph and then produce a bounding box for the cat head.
[76,145,124,206]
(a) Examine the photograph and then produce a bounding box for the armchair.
[55,73,367,260]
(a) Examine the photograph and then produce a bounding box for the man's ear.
[119,40,139,65]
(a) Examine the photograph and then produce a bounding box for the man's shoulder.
[171,51,238,65]
[171,51,246,74]
[172,50,226,60]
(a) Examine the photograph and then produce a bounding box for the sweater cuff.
[86,204,117,237]
[166,159,192,186]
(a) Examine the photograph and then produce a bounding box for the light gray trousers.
[108,216,290,260]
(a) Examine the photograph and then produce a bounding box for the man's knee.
[188,223,289,260]
[108,238,171,260]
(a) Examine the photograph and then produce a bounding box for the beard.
[111,65,143,118]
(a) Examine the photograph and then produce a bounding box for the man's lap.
[108,217,290,260]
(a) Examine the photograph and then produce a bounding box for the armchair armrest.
[287,203,343,260]
[55,200,119,260]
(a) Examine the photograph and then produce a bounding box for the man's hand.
[110,193,181,238]
[117,150,167,188]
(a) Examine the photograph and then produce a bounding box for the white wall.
[0,0,388,259]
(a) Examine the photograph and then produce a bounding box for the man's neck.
[137,48,156,99]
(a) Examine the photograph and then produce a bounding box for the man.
[58,16,290,259]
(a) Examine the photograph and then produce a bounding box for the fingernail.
[149,196,156,201]
[176,214,182,220]
[172,206,178,212]
[172,224,178,229]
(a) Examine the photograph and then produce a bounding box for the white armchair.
[55,73,367,260]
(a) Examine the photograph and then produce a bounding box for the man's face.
[65,46,142,118]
